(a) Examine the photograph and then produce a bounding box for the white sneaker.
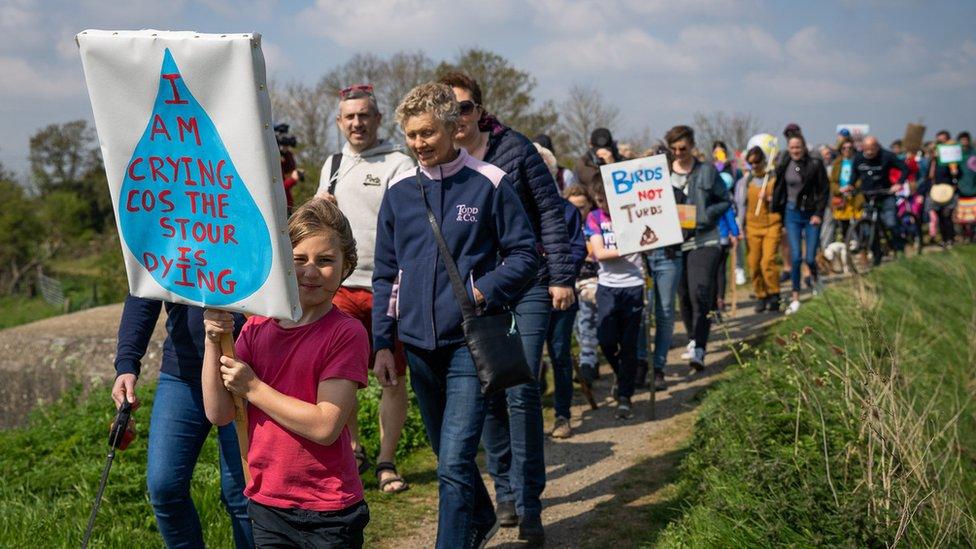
[680,340,696,359]
[689,347,705,371]
[785,300,801,315]
[735,267,747,286]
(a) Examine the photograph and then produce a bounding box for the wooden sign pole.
[646,284,656,420]
[220,332,251,483]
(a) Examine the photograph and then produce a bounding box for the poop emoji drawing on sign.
[640,226,658,246]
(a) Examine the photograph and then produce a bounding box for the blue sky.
[3,0,975,177]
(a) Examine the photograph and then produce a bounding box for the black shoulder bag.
[418,174,533,395]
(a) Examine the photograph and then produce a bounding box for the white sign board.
[937,143,963,165]
[599,154,683,255]
[78,29,301,321]
[836,124,870,138]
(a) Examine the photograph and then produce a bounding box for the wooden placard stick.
[219,331,251,484]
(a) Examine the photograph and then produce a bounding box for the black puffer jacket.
[772,154,830,218]
[482,116,574,287]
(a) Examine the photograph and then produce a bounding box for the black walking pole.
[81,399,134,549]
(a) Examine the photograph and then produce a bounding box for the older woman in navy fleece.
[371,82,538,549]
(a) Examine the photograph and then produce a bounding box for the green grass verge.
[0,376,432,547]
[656,247,976,547]
[0,246,129,329]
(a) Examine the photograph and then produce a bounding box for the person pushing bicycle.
[850,136,910,265]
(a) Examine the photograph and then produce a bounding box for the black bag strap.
[417,172,477,320]
[326,153,343,195]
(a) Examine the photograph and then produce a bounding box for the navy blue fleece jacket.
[114,294,245,380]
[482,116,575,288]
[371,148,539,351]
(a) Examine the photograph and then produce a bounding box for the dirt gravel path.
[391,295,788,548]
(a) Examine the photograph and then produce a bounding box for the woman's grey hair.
[395,82,459,132]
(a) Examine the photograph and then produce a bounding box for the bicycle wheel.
[845,219,872,255]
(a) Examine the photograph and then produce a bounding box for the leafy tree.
[436,48,559,141]
[28,120,99,194]
[0,167,43,294]
[28,121,113,233]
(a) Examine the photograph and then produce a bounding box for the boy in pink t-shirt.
[202,199,369,548]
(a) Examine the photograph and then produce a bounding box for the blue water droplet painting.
[118,48,272,306]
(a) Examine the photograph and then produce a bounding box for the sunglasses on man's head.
[339,83,374,99]
[458,100,479,116]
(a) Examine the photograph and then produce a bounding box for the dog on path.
[824,241,855,274]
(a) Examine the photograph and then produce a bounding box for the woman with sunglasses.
[439,71,573,544]
[372,82,538,548]
[735,146,783,312]
[667,125,731,371]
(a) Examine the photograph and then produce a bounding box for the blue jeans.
[643,249,682,373]
[546,308,578,420]
[406,344,495,549]
[483,283,549,519]
[147,372,253,549]
[870,195,904,264]
[574,293,599,367]
[784,202,822,292]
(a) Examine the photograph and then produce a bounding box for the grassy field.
[0,247,128,330]
[654,247,976,546]
[0,377,433,547]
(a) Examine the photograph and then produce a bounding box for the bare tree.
[319,52,434,141]
[620,125,662,158]
[692,111,762,155]
[557,84,621,159]
[269,79,334,176]
[377,51,435,137]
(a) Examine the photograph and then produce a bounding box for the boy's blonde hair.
[288,198,358,280]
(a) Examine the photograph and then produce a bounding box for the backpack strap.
[327,153,343,195]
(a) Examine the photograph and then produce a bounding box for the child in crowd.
[584,184,646,419]
[537,150,588,438]
[565,185,600,389]
[201,199,370,548]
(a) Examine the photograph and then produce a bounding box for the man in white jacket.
[316,84,415,493]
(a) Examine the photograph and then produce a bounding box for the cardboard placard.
[677,204,696,229]
[78,30,300,321]
[837,123,870,139]
[598,154,682,254]
[903,123,926,152]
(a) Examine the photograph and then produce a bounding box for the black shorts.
[247,499,369,548]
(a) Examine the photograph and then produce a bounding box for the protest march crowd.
[108,71,976,548]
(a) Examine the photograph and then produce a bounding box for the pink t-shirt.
[235,306,369,511]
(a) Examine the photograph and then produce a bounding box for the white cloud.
[0,55,82,100]
[261,38,292,73]
[198,0,277,20]
[296,0,519,51]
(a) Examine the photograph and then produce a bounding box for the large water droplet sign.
[78,30,300,321]
[119,48,270,305]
